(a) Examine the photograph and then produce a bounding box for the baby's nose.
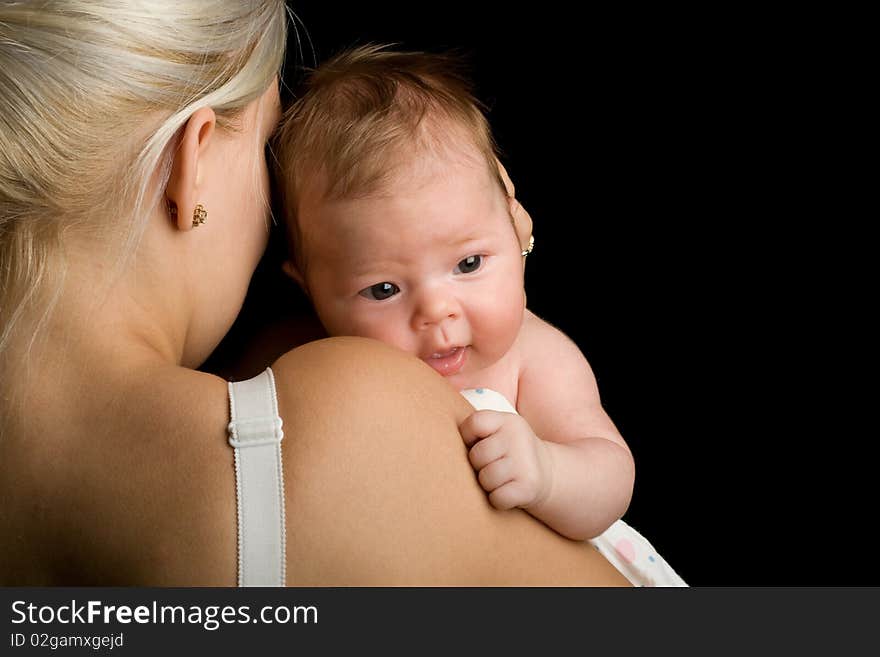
[412,289,459,329]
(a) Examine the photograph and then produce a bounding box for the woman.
[0,1,630,586]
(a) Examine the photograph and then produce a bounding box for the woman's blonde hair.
[0,0,288,359]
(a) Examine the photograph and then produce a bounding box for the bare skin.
[0,337,629,586]
[0,80,628,586]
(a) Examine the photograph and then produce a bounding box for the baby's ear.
[282,260,308,294]
[496,158,533,253]
[510,196,533,255]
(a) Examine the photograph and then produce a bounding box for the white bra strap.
[227,368,286,586]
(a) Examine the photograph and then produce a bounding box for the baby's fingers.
[468,433,507,470]
[478,457,513,493]
[488,481,531,511]
[459,410,509,448]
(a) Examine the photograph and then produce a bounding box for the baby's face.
[297,152,526,387]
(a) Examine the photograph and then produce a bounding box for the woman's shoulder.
[271,335,426,386]
[0,338,469,586]
[0,366,237,585]
[270,336,472,415]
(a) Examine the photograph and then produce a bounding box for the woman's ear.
[165,107,216,231]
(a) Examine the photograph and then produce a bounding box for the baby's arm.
[518,313,634,539]
[461,312,634,541]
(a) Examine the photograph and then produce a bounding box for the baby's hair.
[273,44,506,274]
[0,1,288,364]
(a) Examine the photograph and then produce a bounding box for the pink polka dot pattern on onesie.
[614,538,636,563]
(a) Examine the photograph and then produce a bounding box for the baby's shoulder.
[515,309,590,380]
[517,309,574,352]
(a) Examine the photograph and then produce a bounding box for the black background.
[209,3,872,585]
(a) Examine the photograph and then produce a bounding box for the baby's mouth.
[423,346,468,377]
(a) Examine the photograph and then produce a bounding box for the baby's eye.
[358,282,400,301]
[454,255,482,274]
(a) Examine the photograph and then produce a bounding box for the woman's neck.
[0,269,186,445]
[3,255,188,391]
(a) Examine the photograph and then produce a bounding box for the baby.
[273,46,634,541]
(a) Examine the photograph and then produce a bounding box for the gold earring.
[521,235,534,257]
[192,204,207,227]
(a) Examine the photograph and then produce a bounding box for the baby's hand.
[459,410,552,511]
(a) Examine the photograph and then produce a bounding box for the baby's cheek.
[492,272,526,318]
[349,314,414,353]
[474,293,523,357]
[313,297,370,341]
